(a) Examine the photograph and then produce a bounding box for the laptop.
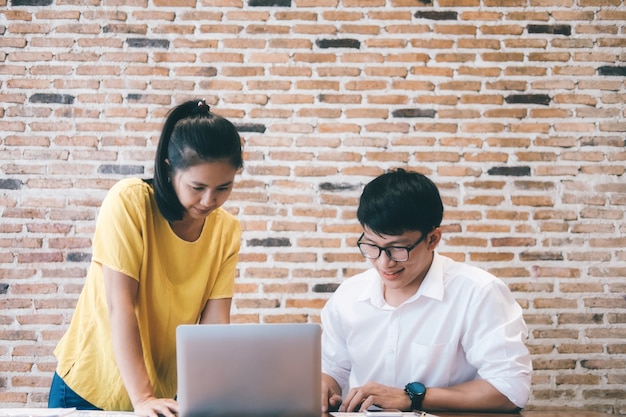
[176,323,322,417]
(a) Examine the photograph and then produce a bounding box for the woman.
[48,99,244,417]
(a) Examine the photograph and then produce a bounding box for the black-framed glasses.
[357,232,428,262]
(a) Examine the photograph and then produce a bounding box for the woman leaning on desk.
[48,99,244,417]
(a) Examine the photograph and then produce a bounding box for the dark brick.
[505,94,551,106]
[126,38,170,49]
[319,182,360,192]
[127,94,143,101]
[67,252,91,262]
[0,283,8,295]
[11,0,53,5]
[414,11,458,20]
[30,93,75,105]
[98,165,145,175]
[316,39,361,49]
[527,24,571,36]
[104,24,147,35]
[520,251,564,261]
[313,283,340,293]
[249,0,291,6]
[598,66,626,76]
[247,238,291,247]
[0,179,22,190]
[185,67,218,77]
[487,166,531,176]
[235,123,266,133]
[581,137,626,147]
[392,108,437,118]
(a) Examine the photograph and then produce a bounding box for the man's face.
[360,227,441,300]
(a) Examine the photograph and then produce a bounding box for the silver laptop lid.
[176,323,322,417]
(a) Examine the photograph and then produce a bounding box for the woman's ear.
[427,227,442,251]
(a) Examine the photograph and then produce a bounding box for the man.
[321,168,532,413]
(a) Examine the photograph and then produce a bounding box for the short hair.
[152,99,243,222]
[356,168,443,236]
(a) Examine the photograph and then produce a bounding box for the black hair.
[356,168,443,236]
[152,99,243,222]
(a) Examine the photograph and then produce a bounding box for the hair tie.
[197,99,210,112]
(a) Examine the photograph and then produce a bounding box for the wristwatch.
[404,382,426,411]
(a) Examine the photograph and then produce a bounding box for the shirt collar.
[410,252,444,302]
[357,252,445,307]
[356,269,383,304]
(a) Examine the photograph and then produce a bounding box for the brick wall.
[0,0,625,412]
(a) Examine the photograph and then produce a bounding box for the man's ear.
[427,227,442,250]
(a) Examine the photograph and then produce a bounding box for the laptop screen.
[176,323,322,417]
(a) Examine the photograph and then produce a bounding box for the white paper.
[0,409,76,417]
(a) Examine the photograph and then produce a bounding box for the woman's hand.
[133,396,179,417]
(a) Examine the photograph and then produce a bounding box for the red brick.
[0,3,624,409]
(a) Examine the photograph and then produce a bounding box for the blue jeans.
[48,372,102,410]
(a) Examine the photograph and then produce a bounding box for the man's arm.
[422,379,518,412]
[340,379,517,413]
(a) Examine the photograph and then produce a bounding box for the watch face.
[408,382,426,396]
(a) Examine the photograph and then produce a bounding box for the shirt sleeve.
[321,293,352,393]
[206,217,241,300]
[91,180,146,280]
[461,279,533,408]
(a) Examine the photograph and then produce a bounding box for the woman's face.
[171,160,238,222]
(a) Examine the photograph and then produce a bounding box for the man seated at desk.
[321,168,532,413]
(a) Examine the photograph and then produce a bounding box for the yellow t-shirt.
[53,178,241,410]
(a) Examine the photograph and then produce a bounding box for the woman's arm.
[103,265,178,417]
[199,297,232,324]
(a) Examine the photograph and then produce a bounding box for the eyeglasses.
[357,232,428,262]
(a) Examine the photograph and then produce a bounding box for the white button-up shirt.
[321,253,532,408]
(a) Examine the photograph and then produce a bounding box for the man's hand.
[322,373,343,412]
[133,396,179,417]
[340,382,411,412]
